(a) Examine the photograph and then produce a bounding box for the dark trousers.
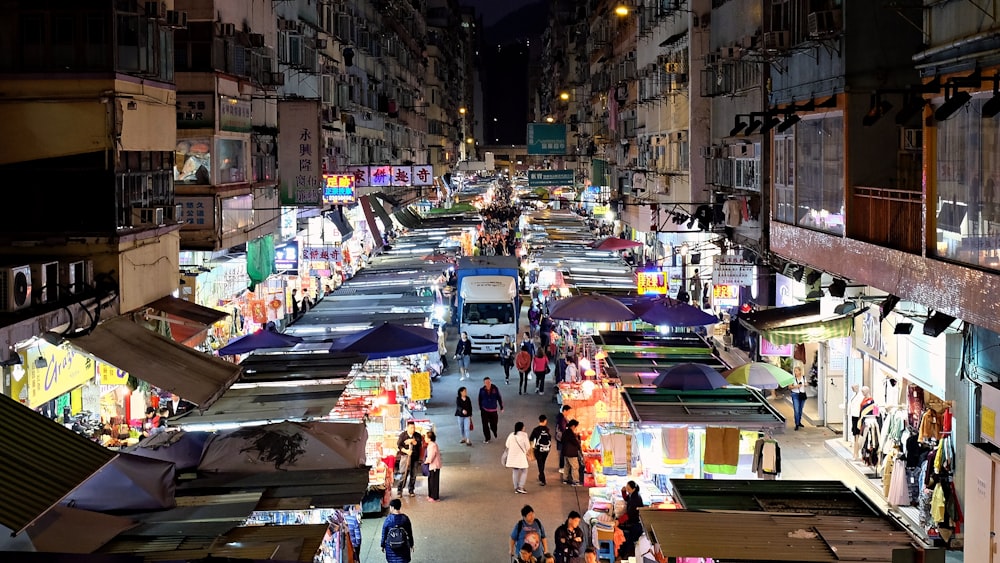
[503,361,512,382]
[481,410,499,441]
[518,371,529,394]
[427,468,440,500]
[397,455,417,493]
[535,450,549,484]
[535,371,546,393]
[557,441,564,468]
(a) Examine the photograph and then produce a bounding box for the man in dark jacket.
[561,419,583,486]
[478,377,504,443]
[553,510,585,563]
[396,421,422,497]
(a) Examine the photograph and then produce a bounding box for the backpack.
[534,428,552,452]
[386,523,408,550]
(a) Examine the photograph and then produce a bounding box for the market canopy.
[623,386,785,428]
[328,322,438,359]
[217,328,304,355]
[69,316,242,408]
[146,295,229,346]
[0,394,118,535]
[738,302,855,345]
[669,479,884,516]
[62,453,176,512]
[0,505,137,554]
[199,421,367,473]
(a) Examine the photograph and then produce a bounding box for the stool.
[597,539,615,563]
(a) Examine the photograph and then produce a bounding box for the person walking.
[437,327,449,372]
[532,349,550,395]
[455,331,472,380]
[539,315,553,353]
[478,377,504,443]
[561,420,583,486]
[504,421,532,494]
[395,421,422,497]
[455,387,473,446]
[515,544,539,563]
[509,505,548,561]
[555,405,572,474]
[515,347,533,395]
[500,335,516,385]
[380,499,414,563]
[423,431,442,502]
[519,331,536,357]
[790,365,808,430]
[553,511,585,563]
[528,414,554,486]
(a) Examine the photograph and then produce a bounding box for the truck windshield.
[462,303,515,324]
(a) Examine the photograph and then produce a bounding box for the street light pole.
[678,242,690,303]
[458,107,468,162]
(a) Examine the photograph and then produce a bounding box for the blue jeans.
[457,416,470,441]
[791,392,806,428]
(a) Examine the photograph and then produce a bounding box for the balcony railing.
[849,186,922,254]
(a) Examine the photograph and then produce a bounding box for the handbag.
[501,448,509,466]
[469,419,474,430]
[421,463,430,477]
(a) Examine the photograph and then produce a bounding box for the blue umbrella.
[218,329,303,355]
[329,322,438,359]
[626,295,720,327]
[651,363,729,390]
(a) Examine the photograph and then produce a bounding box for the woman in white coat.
[504,421,532,494]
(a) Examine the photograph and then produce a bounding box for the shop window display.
[175,138,212,184]
[217,138,247,184]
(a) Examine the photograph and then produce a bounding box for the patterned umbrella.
[548,294,638,323]
[652,363,729,390]
[725,362,796,389]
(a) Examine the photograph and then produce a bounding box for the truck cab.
[456,256,520,355]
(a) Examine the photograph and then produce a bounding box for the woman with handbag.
[504,421,532,494]
[423,431,442,502]
[532,349,550,395]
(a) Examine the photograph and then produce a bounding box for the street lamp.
[614,5,629,17]
[545,116,555,123]
[458,107,468,161]
[559,92,570,101]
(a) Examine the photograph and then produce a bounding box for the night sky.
[459,0,541,27]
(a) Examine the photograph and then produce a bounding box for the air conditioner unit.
[902,128,923,151]
[808,10,842,37]
[61,260,94,295]
[730,143,754,158]
[267,72,285,86]
[763,31,790,50]
[163,204,182,222]
[144,1,166,20]
[132,207,165,227]
[219,22,236,37]
[315,39,328,49]
[705,53,721,66]
[30,261,59,304]
[279,19,297,32]
[249,33,265,47]
[165,10,187,29]
[0,265,31,313]
[700,146,723,158]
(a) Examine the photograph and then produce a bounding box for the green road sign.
[528,169,574,187]
[526,123,567,155]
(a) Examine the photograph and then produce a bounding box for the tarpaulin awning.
[738,301,855,345]
[0,394,118,535]
[69,316,241,407]
[359,195,383,246]
[393,208,420,229]
[325,208,354,241]
[147,295,228,347]
[369,193,396,230]
[0,505,137,554]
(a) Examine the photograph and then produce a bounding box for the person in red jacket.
[515,348,533,395]
[532,349,550,395]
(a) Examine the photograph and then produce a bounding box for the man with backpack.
[509,504,548,561]
[381,499,414,562]
[528,414,554,486]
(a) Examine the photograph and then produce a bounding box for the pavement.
[356,328,962,562]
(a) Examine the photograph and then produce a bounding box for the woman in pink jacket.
[424,431,442,502]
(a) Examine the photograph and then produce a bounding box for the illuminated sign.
[322,174,356,204]
[636,270,668,295]
[713,284,740,308]
[275,241,299,273]
[392,165,412,187]
[369,165,392,187]
[412,165,433,186]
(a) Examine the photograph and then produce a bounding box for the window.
[934,93,1000,270]
[221,194,254,233]
[773,134,795,224]
[795,113,844,234]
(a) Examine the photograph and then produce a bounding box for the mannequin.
[855,386,874,459]
[848,384,863,459]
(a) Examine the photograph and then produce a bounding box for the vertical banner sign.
[278,100,322,206]
[359,195,383,247]
[412,165,433,186]
[410,371,431,401]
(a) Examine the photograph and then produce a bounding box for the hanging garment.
[882,450,896,498]
[931,483,947,524]
[887,457,910,506]
[703,427,740,475]
[918,409,941,443]
[752,438,781,479]
[723,198,742,227]
[661,426,689,464]
[907,384,925,429]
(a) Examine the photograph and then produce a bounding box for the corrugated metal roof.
[670,479,883,516]
[0,393,118,534]
[172,383,348,427]
[147,295,229,326]
[640,510,916,562]
[69,316,241,408]
[623,387,786,428]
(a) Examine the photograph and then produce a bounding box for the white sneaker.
[558,468,565,474]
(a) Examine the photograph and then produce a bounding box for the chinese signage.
[26,344,96,408]
[712,284,740,308]
[275,241,299,273]
[303,245,343,263]
[528,169,574,188]
[369,165,392,187]
[176,94,214,129]
[713,256,755,286]
[854,306,897,369]
[347,165,369,187]
[391,165,412,187]
[527,123,567,155]
[636,270,668,295]
[219,96,252,132]
[760,338,794,357]
[322,174,356,205]
[176,196,215,229]
[413,165,433,186]
[278,100,322,206]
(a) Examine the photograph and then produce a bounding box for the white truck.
[456,256,520,355]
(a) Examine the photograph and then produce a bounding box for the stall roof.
[238,352,365,381]
[623,387,785,428]
[170,382,349,427]
[146,296,228,326]
[69,317,241,408]
[0,394,118,535]
[739,301,856,345]
[177,468,370,509]
[639,509,915,562]
[115,524,329,562]
[669,479,883,516]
